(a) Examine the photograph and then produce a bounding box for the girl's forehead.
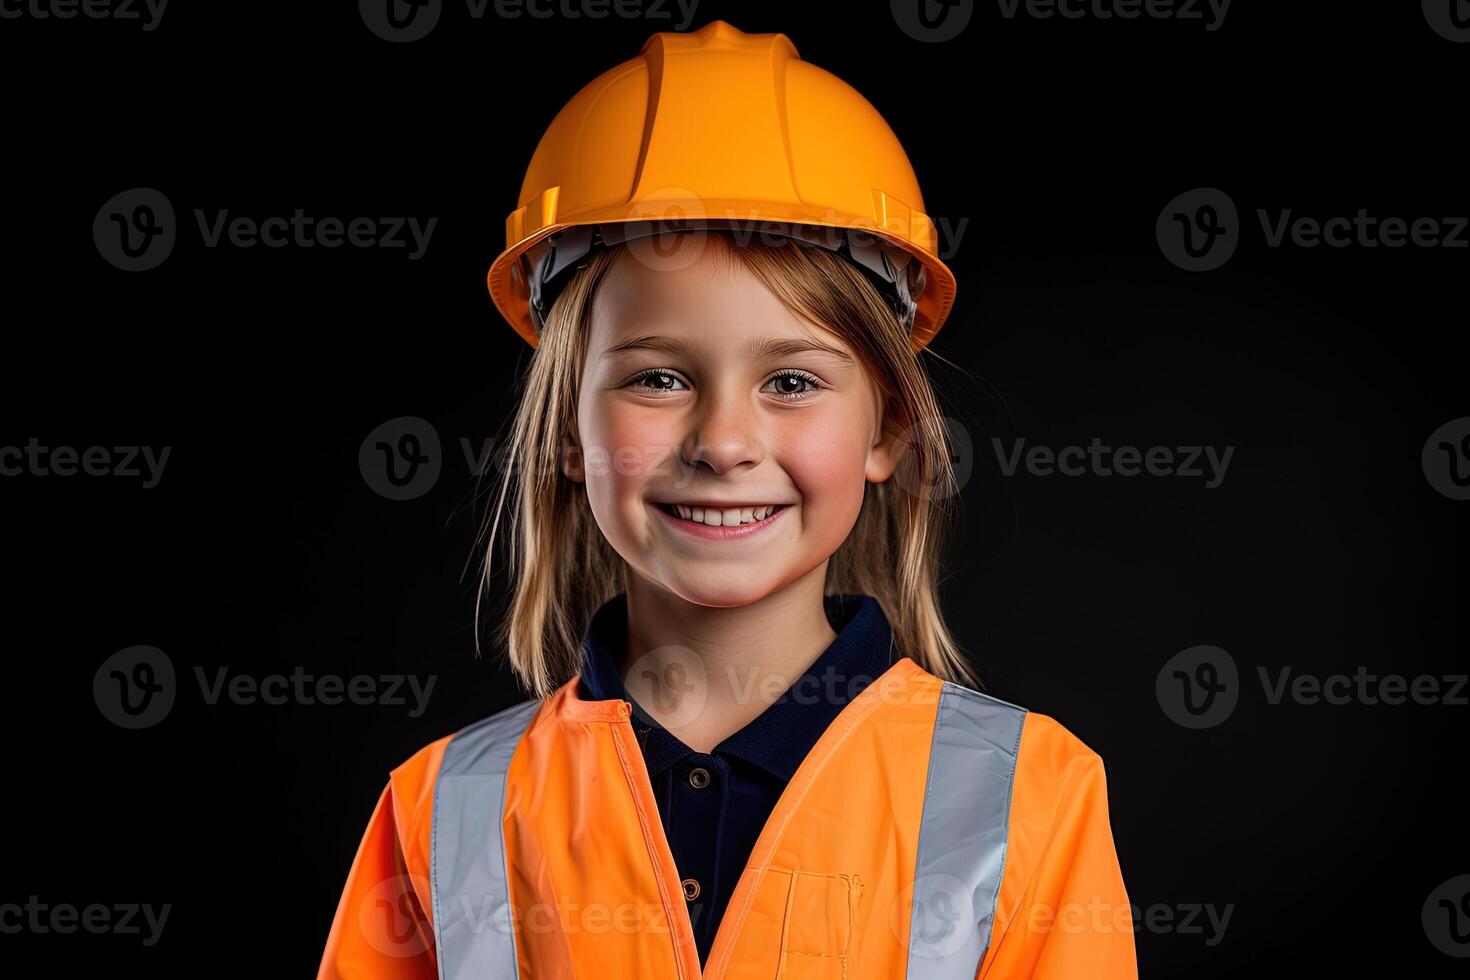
[596,251,784,316]
[588,320,856,369]
[595,333,856,365]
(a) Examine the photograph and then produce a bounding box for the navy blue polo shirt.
[576,592,895,968]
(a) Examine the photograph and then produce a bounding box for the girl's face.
[565,242,903,607]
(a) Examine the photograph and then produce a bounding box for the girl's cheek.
[778,411,873,516]
[581,403,673,502]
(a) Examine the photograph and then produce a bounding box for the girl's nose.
[681,394,764,474]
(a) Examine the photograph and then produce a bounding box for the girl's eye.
[626,370,689,394]
[762,370,823,401]
[625,369,823,400]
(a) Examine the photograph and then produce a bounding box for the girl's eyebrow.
[602,335,853,362]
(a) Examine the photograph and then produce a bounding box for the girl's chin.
[645,572,790,609]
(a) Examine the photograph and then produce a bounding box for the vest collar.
[574,592,897,781]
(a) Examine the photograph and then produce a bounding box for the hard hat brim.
[487,200,956,353]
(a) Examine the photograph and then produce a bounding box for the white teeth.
[666,504,781,526]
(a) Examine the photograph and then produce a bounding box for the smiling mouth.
[653,502,789,527]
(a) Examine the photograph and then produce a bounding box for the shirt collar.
[577,592,895,782]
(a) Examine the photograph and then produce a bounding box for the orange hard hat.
[485,20,957,352]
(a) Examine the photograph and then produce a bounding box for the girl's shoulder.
[374,698,546,872]
[910,662,1111,774]
[917,669,1111,799]
[919,674,1119,866]
[386,697,546,797]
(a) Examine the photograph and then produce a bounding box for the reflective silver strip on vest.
[906,683,1027,978]
[431,699,541,980]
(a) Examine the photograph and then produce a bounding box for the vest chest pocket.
[770,869,862,980]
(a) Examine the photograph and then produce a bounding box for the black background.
[2,0,1466,976]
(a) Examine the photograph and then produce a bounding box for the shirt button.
[682,877,701,901]
[688,766,711,789]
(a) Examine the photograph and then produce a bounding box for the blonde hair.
[475,231,980,699]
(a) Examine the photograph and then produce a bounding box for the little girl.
[319,20,1135,980]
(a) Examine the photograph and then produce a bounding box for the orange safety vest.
[319,656,1137,979]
